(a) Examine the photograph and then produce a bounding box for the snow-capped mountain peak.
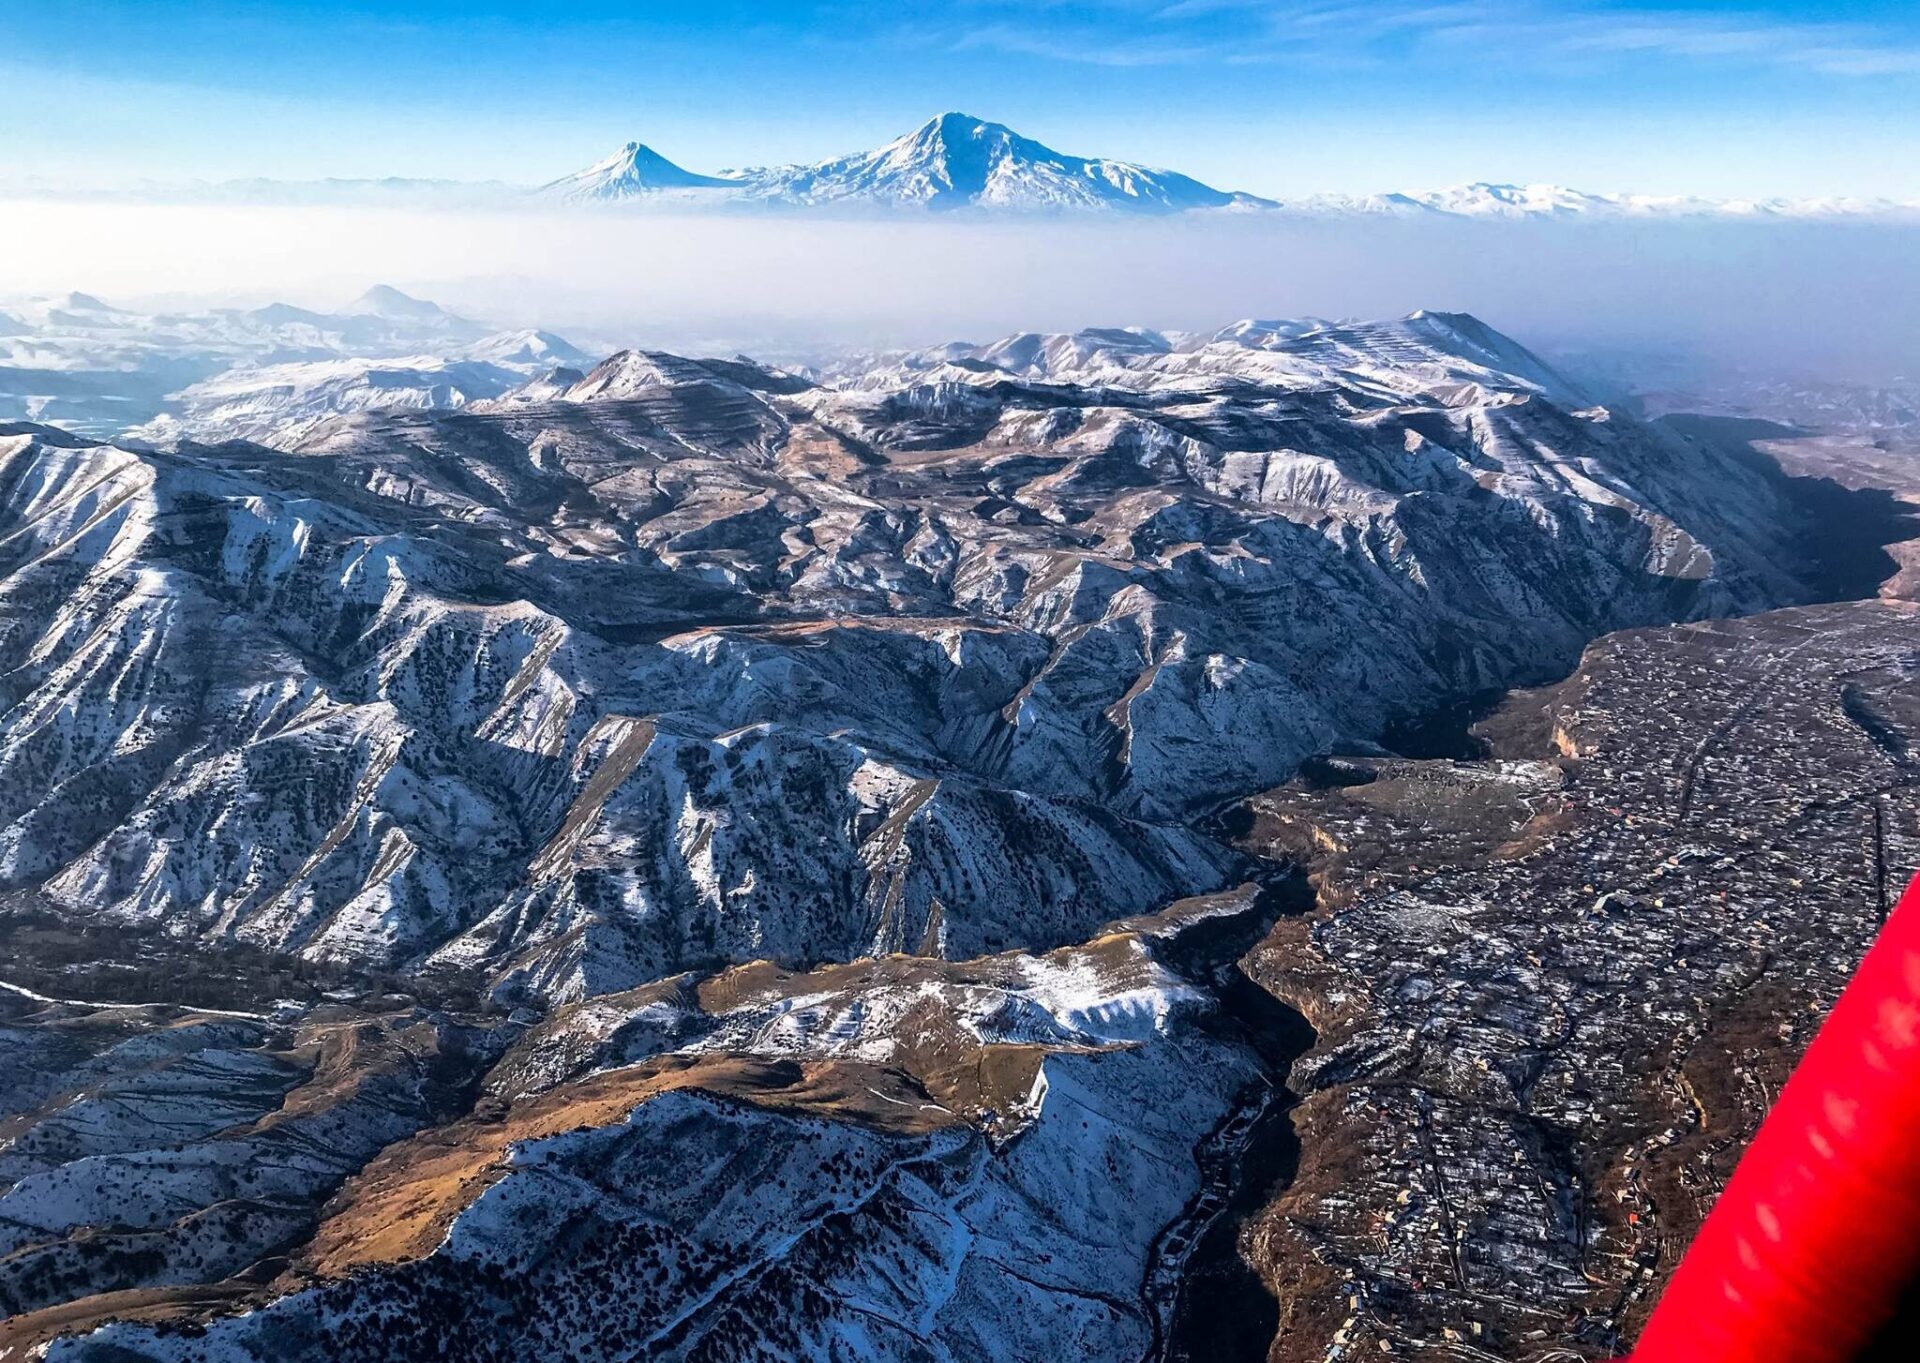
[872,111,1032,197]
[732,111,1271,213]
[536,112,1272,214]
[540,140,739,201]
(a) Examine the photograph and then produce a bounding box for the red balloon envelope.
[1631,873,1920,1362]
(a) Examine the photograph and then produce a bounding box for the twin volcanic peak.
[535,110,1920,218]
[541,110,1272,212]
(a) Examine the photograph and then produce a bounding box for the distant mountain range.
[0,285,589,440]
[15,112,1915,220]
[536,113,1918,219]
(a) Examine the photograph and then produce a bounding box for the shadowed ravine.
[1142,875,1317,1363]
[1158,966,1316,1363]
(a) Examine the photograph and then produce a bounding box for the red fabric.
[1631,873,1920,1362]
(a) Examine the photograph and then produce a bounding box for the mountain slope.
[6,892,1285,1363]
[0,311,1865,1004]
[347,285,480,331]
[539,141,739,202]
[728,112,1271,213]
[3,310,1914,1363]
[124,355,526,448]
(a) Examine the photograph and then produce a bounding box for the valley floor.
[1232,599,1920,1358]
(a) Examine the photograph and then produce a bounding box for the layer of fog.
[3,198,1915,383]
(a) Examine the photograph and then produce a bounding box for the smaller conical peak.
[353,284,442,318]
[555,141,736,194]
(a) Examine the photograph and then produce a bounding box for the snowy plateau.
[2,290,1916,1362]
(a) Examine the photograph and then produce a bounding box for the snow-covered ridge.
[125,355,528,449]
[823,309,1593,409]
[0,284,588,440]
[21,905,1267,1363]
[0,306,1840,1006]
[1296,181,1920,220]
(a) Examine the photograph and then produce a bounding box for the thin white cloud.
[1446,7,1920,77]
[948,1,1920,78]
[952,23,1227,67]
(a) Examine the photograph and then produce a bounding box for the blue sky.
[3,1,1918,198]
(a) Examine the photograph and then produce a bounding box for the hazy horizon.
[5,199,1916,386]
